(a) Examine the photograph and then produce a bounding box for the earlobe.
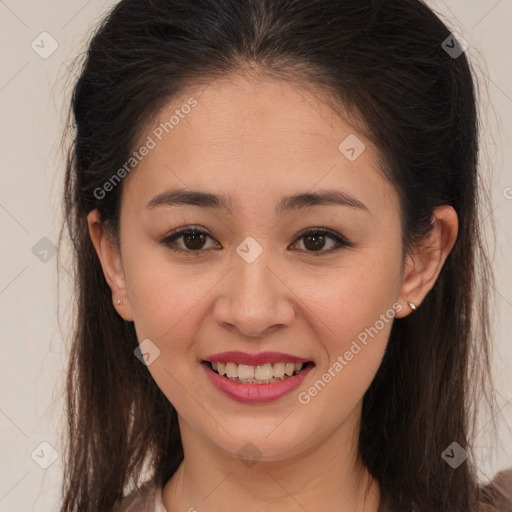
[86,209,134,321]
[395,205,458,318]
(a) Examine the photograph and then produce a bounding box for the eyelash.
[159,225,354,257]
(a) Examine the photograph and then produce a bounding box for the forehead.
[122,74,398,220]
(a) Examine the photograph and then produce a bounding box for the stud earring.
[116,299,123,305]
[407,301,416,311]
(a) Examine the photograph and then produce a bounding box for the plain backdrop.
[0,1,511,511]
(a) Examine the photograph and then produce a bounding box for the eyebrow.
[145,188,370,215]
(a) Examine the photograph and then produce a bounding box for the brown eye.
[179,231,208,251]
[160,226,354,257]
[160,226,218,255]
[303,233,328,251]
[290,228,354,256]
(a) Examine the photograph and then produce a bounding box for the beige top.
[112,468,512,511]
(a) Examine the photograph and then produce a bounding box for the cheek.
[296,250,401,390]
[298,252,401,339]
[124,258,210,409]
[303,281,394,386]
[297,282,395,424]
[123,245,218,340]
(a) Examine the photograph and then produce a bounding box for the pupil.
[304,234,324,251]
[184,231,205,250]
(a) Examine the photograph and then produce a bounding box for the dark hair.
[58,0,510,511]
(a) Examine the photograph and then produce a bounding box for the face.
[90,74,416,462]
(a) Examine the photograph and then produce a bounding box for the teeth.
[238,364,255,379]
[273,362,285,378]
[209,361,305,382]
[255,363,273,380]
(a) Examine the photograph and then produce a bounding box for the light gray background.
[0,1,510,511]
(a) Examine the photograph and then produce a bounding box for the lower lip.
[201,361,313,403]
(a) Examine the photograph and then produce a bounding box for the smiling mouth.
[204,360,315,384]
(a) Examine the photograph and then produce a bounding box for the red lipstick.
[201,351,314,403]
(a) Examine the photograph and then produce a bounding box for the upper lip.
[204,351,312,366]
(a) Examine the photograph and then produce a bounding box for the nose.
[212,250,296,339]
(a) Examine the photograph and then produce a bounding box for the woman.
[58,0,512,511]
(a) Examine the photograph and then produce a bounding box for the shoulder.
[478,467,512,512]
[111,480,161,512]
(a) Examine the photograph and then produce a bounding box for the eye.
[159,225,218,255]
[159,225,354,256]
[289,227,354,256]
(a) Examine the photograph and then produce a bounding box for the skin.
[87,72,458,512]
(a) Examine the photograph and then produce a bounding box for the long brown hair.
[58,1,509,510]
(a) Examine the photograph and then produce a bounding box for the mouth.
[202,360,315,385]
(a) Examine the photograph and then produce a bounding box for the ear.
[87,209,134,322]
[394,205,458,319]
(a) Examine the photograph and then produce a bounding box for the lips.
[201,360,314,403]
[204,351,312,366]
